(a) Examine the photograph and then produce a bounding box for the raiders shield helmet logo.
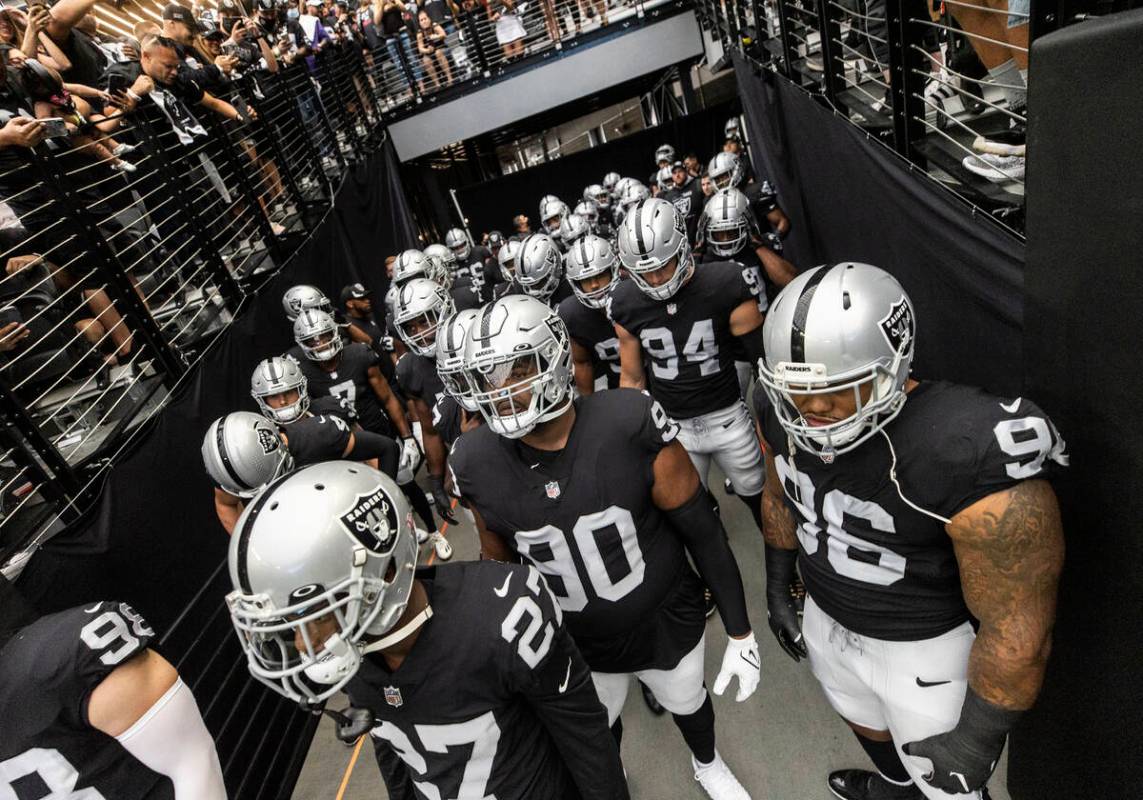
[878,296,914,354]
[339,487,400,553]
[257,427,281,455]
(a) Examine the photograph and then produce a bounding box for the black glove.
[428,474,457,525]
[902,689,1021,794]
[764,544,807,662]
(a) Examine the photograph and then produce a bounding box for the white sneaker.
[961,153,1025,183]
[693,751,751,800]
[415,527,429,545]
[430,532,453,561]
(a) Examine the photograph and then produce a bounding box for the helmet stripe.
[790,266,832,362]
[215,421,249,492]
[233,469,295,594]
[633,201,646,253]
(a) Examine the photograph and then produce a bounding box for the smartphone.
[107,72,130,96]
[0,306,22,327]
[39,117,69,139]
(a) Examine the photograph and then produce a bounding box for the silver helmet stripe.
[234,471,293,593]
[214,421,249,493]
[789,265,832,363]
[633,201,646,253]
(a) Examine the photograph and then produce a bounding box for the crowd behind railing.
[695,0,1055,232]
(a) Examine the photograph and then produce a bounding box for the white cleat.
[415,527,430,545]
[430,532,453,561]
[693,751,751,800]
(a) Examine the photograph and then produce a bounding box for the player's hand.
[902,690,1012,795]
[712,632,760,702]
[764,544,807,662]
[396,436,422,484]
[428,475,457,525]
[767,207,790,236]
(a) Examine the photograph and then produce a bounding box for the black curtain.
[452,101,737,237]
[733,55,1025,395]
[15,143,416,799]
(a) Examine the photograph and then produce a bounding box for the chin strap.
[362,605,433,654]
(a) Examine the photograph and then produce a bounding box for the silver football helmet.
[708,151,744,190]
[226,462,418,705]
[656,165,674,192]
[584,184,608,211]
[564,234,619,310]
[202,411,293,498]
[725,117,742,141]
[282,285,331,322]
[294,309,343,362]
[759,263,915,462]
[251,356,309,424]
[497,239,521,283]
[463,295,573,438]
[617,181,651,215]
[423,243,457,281]
[573,199,599,228]
[654,143,675,165]
[602,171,621,195]
[616,197,693,301]
[436,307,481,412]
[558,213,590,245]
[539,197,569,237]
[697,188,757,258]
[393,249,434,285]
[444,228,471,261]
[516,233,563,302]
[393,277,455,356]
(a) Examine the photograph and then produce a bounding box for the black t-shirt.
[395,351,444,405]
[451,390,700,670]
[58,28,110,85]
[432,393,464,449]
[450,283,482,312]
[350,562,627,800]
[0,602,173,799]
[380,5,405,35]
[660,180,704,241]
[422,0,451,24]
[606,261,756,419]
[758,381,1068,641]
[286,342,391,434]
[557,294,620,388]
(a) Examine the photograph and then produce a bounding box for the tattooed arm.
[947,479,1065,709]
[758,431,807,661]
[758,430,799,549]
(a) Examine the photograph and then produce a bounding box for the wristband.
[126,89,142,101]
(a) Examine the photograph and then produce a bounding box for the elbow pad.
[116,678,227,800]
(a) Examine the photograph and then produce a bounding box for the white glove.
[396,437,422,484]
[712,632,760,702]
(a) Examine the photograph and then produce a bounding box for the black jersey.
[455,246,500,302]
[450,390,705,672]
[287,343,390,435]
[346,312,387,348]
[607,261,757,419]
[547,279,574,309]
[432,393,464,449]
[450,283,483,312]
[395,352,445,406]
[557,295,620,389]
[758,381,1068,641]
[698,247,770,362]
[284,410,352,466]
[492,280,522,301]
[350,562,628,800]
[0,602,174,799]
[745,178,778,216]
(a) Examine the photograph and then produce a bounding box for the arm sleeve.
[72,603,155,726]
[503,566,629,800]
[663,487,752,637]
[115,678,227,800]
[348,430,400,477]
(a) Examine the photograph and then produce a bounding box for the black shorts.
[574,562,707,674]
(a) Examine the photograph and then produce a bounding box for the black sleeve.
[348,430,400,477]
[663,487,752,637]
[502,566,629,800]
[736,324,765,366]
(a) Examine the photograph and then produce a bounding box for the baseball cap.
[162,3,196,26]
[671,160,686,172]
[339,283,370,306]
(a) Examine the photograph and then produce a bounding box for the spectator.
[511,212,530,239]
[700,171,714,197]
[41,0,117,87]
[161,3,233,92]
[684,152,700,177]
[415,9,451,89]
[0,6,72,73]
[491,0,525,62]
[375,0,420,90]
[139,35,243,126]
[454,0,489,78]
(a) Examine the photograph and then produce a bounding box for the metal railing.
[694,0,1082,233]
[0,42,382,575]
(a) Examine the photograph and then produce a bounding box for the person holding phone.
[0,6,72,73]
[415,8,451,89]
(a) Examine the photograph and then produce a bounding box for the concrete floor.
[292,467,1011,800]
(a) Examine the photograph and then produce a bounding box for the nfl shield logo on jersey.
[666,303,678,315]
[545,481,561,499]
[384,686,403,708]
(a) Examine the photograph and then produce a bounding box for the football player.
[649,143,675,187]
[226,462,630,800]
[707,151,791,238]
[450,295,760,800]
[391,279,460,527]
[558,234,622,395]
[608,197,768,535]
[493,239,523,300]
[282,283,332,321]
[539,196,570,246]
[1,578,226,798]
[756,263,1066,800]
[202,410,294,534]
[287,309,435,532]
[445,227,500,302]
[516,233,574,307]
[432,308,484,449]
[660,160,705,241]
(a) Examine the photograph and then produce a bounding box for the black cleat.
[639,681,665,716]
[828,770,924,800]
